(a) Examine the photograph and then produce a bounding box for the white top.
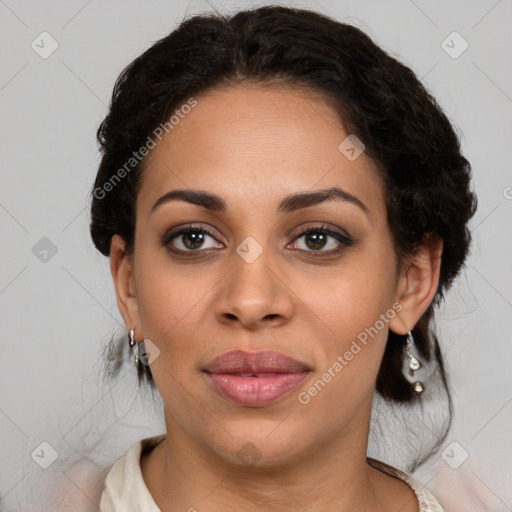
[99,435,444,511]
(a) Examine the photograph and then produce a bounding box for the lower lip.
[205,372,309,406]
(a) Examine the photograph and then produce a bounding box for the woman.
[89,5,477,511]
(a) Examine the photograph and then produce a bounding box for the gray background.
[1,0,511,510]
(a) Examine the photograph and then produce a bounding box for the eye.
[162,225,224,254]
[162,223,352,257]
[289,225,352,255]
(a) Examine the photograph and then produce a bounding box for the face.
[115,84,414,467]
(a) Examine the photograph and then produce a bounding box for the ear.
[110,234,141,334]
[388,233,443,335]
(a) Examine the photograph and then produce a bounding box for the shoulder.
[99,434,165,512]
[367,457,445,512]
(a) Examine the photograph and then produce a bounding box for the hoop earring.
[128,326,139,366]
[405,331,424,394]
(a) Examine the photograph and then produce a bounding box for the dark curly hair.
[89,4,477,459]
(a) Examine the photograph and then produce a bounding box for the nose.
[214,246,294,330]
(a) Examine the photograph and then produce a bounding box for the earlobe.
[389,234,443,335]
[110,234,140,331]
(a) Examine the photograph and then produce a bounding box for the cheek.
[294,286,395,429]
[134,237,217,329]
[131,245,219,384]
[293,276,392,390]
[294,239,398,395]
[133,265,214,421]
[297,247,397,348]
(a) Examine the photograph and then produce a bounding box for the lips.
[203,350,311,406]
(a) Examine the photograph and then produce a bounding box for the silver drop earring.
[405,331,424,394]
[128,326,139,366]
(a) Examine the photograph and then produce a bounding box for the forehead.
[137,84,385,218]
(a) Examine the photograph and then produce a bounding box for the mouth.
[202,350,311,406]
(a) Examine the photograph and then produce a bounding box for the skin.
[110,84,443,511]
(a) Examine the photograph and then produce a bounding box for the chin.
[203,417,314,470]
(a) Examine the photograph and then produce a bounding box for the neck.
[141,409,395,512]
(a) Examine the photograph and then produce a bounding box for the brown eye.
[181,231,206,250]
[303,232,328,250]
[290,225,352,255]
[163,226,224,254]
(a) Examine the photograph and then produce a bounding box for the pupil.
[184,232,204,249]
[307,233,326,250]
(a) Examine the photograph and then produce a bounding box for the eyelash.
[293,225,353,256]
[161,223,353,258]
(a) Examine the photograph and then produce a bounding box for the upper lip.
[203,350,311,374]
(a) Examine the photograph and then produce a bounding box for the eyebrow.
[150,187,371,220]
